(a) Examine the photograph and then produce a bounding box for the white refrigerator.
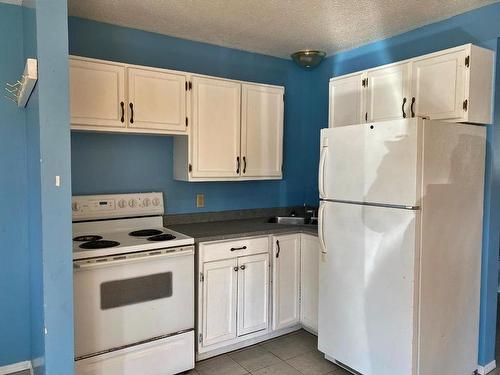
[317,118,486,375]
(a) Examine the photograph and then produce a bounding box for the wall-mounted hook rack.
[4,58,38,107]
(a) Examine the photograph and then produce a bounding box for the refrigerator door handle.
[318,145,328,199]
[318,201,327,254]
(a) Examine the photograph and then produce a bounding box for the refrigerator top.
[319,118,422,207]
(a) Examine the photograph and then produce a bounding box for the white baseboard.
[0,361,32,375]
[478,360,496,375]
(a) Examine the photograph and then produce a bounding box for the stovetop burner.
[79,240,121,249]
[73,235,103,242]
[147,234,176,242]
[129,229,163,237]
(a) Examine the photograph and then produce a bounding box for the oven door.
[73,246,194,358]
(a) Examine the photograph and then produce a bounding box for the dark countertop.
[169,218,318,243]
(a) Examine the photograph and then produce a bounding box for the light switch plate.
[196,194,205,208]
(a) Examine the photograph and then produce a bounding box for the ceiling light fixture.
[291,50,326,69]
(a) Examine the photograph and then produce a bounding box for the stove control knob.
[118,199,127,208]
[128,199,137,208]
[143,198,151,207]
[152,198,160,206]
[72,202,79,211]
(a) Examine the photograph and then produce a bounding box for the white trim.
[0,360,32,375]
[0,0,22,6]
[477,360,496,375]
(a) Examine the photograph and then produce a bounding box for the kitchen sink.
[268,216,306,225]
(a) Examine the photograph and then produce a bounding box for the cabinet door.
[202,259,238,347]
[300,234,319,333]
[237,254,270,336]
[272,234,300,330]
[366,63,411,123]
[127,68,186,132]
[241,84,284,178]
[69,58,126,128]
[411,49,466,120]
[191,76,241,178]
[329,73,364,127]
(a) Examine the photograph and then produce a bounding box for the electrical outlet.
[196,194,205,208]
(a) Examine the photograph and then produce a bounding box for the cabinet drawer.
[200,236,269,262]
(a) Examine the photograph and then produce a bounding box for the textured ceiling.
[68,0,498,59]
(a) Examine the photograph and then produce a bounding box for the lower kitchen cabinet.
[237,254,270,336]
[300,234,320,333]
[201,258,238,347]
[272,233,301,330]
[198,237,270,353]
[197,232,319,359]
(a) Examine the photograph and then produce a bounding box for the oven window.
[100,272,172,309]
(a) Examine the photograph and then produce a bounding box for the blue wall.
[0,3,30,366]
[0,3,70,371]
[34,0,74,373]
[69,17,312,214]
[310,2,500,366]
[22,4,45,373]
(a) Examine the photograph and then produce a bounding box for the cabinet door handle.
[365,112,368,122]
[233,267,239,272]
[276,240,280,258]
[236,156,240,174]
[240,265,246,270]
[243,156,247,174]
[411,97,415,118]
[402,97,407,118]
[129,103,134,124]
[230,246,247,252]
[120,101,125,123]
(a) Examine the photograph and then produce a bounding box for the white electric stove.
[72,192,195,375]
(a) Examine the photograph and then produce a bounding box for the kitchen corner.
[2,1,500,375]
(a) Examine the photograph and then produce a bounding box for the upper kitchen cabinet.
[411,44,493,124]
[241,84,284,178]
[329,72,364,128]
[70,58,126,129]
[366,63,411,123]
[189,76,242,179]
[69,56,188,135]
[329,44,494,127]
[127,68,186,132]
[174,78,284,182]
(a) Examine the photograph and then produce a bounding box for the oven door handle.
[73,247,194,270]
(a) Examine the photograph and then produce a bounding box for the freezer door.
[319,118,421,206]
[318,201,418,375]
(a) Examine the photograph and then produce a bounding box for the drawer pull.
[230,246,247,252]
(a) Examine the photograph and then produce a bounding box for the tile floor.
[7,325,499,375]
[189,330,350,375]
